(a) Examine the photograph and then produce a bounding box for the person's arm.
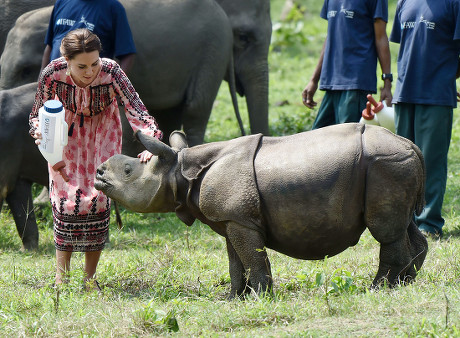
[302,40,326,109]
[117,53,135,74]
[110,61,162,140]
[456,58,460,79]
[374,18,392,106]
[40,45,52,76]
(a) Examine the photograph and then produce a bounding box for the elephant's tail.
[227,53,246,136]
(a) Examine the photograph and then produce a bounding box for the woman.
[29,28,162,290]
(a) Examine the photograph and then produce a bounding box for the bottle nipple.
[361,101,375,120]
[366,94,384,113]
[52,161,70,182]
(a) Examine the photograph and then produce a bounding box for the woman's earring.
[66,68,71,76]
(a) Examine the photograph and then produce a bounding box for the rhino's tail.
[412,143,426,216]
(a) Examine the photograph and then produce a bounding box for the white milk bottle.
[366,94,395,133]
[359,101,380,126]
[38,100,69,181]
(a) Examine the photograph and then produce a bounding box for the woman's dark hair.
[60,28,102,59]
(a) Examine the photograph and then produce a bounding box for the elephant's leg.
[226,221,272,295]
[182,101,213,147]
[181,67,224,146]
[372,234,414,288]
[5,179,39,250]
[225,237,249,299]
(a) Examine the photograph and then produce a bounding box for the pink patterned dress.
[29,57,162,252]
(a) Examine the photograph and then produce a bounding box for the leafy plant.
[271,5,309,53]
[136,300,179,333]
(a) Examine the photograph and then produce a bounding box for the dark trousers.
[394,103,453,235]
[312,90,368,129]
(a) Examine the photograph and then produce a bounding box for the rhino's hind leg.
[226,222,272,297]
[407,219,428,273]
[372,222,427,288]
[372,234,413,287]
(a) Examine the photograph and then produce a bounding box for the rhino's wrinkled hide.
[176,134,263,233]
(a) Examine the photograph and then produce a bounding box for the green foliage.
[271,5,308,53]
[270,108,314,135]
[136,300,179,333]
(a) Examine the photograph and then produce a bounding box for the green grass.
[1,0,460,336]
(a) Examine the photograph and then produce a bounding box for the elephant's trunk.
[239,61,270,136]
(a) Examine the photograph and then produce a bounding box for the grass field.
[1,0,459,336]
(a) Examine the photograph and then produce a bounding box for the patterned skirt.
[53,207,110,252]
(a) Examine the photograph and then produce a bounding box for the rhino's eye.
[124,163,132,176]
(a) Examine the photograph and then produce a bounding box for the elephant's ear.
[135,131,176,162]
[169,130,189,151]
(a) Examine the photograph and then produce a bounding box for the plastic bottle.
[359,101,380,126]
[38,100,69,182]
[366,94,395,133]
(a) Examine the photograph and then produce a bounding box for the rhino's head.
[95,131,188,213]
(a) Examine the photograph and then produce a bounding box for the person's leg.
[84,250,102,290]
[336,90,368,124]
[413,105,453,237]
[55,249,72,285]
[312,91,337,129]
[394,102,415,140]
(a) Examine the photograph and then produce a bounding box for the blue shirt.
[390,0,460,107]
[319,0,388,93]
[45,0,136,61]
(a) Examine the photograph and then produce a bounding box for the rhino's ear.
[135,131,176,161]
[169,130,189,151]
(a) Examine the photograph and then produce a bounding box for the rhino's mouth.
[94,174,112,192]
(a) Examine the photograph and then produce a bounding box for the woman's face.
[66,50,101,87]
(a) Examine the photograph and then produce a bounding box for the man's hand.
[302,80,318,109]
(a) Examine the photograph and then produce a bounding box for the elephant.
[0,0,271,144]
[0,0,55,55]
[214,0,271,136]
[94,124,429,297]
[0,82,48,250]
[0,0,242,147]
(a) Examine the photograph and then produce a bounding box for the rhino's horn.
[135,130,176,161]
[169,131,189,151]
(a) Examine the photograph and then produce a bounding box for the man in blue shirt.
[41,0,136,72]
[302,0,392,128]
[390,0,460,239]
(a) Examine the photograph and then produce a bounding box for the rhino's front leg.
[226,221,272,296]
[225,237,248,299]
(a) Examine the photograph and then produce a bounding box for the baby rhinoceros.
[95,123,428,298]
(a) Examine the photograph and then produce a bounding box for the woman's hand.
[33,130,42,145]
[31,120,42,145]
[137,150,154,163]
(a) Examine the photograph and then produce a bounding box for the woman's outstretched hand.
[137,150,154,163]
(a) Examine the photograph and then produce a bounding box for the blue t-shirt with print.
[45,0,136,61]
[319,0,388,93]
[390,0,460,107]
